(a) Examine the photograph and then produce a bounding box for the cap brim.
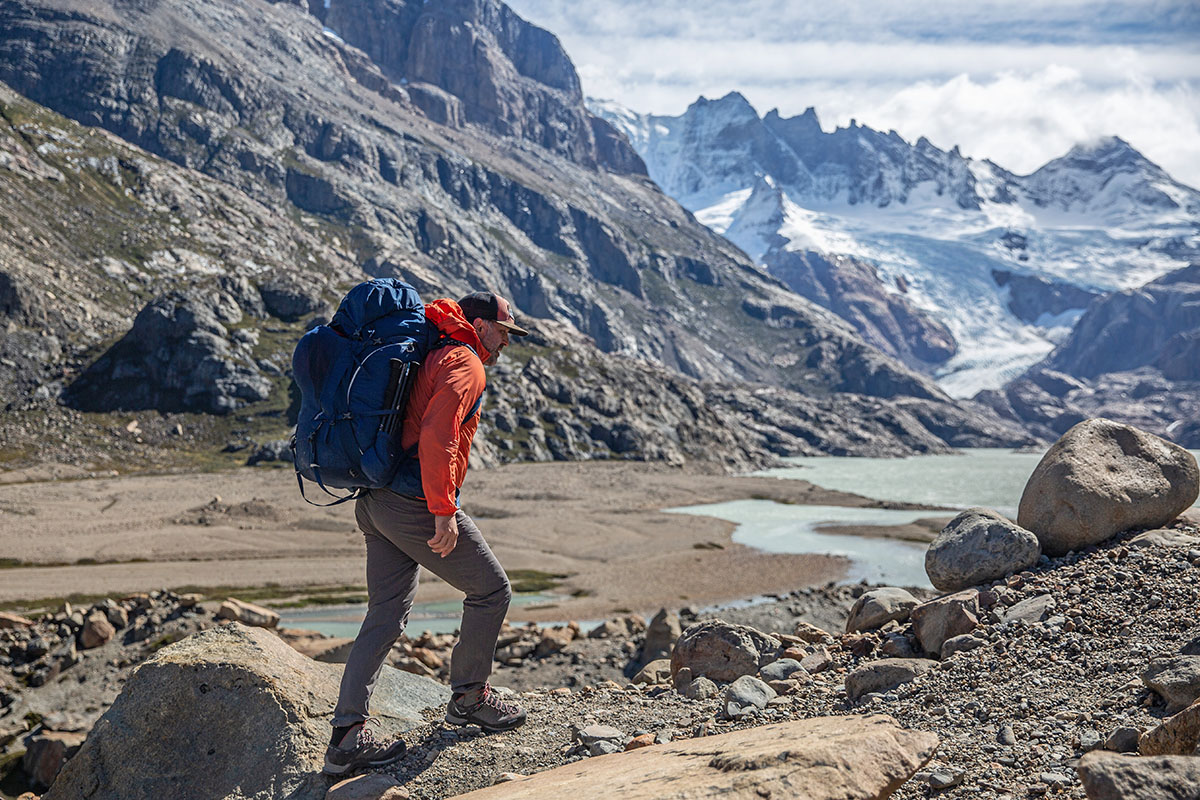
[495,319,530,336]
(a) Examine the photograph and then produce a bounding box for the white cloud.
[508,0,1200,186]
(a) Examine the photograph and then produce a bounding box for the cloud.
[507,0,1200,185]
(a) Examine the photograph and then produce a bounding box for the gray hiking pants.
[332,489,511,727]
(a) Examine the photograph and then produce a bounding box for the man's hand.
[430,514,459,558]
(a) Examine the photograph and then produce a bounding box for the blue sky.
[505,0,1200,184]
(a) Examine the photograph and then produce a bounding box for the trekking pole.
[381,359,419,436]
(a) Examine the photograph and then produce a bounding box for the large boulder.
[1077,751,1200,800]
[66,288,273,415]
[42,623,449,800]
[671,621,782,684]
[452,715,937,800]
[910,590,980,656]
[1017,419,1200,556]
[925,508,1041,591]
[845,587,919,633]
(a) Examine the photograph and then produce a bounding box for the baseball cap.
[457,291,530,336]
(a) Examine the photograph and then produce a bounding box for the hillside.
[0,0,1032,477]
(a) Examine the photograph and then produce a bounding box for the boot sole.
[445,710,527,733]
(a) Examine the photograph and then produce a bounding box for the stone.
[22,730,86,789]
[928,769,963,789]
[845,658,936,702]
[759,658,807,683]
[216,599,280,629]
[724,675,776,716]
[800,646,833,673]
[625,733,654,751]
[0,612,35,629]
[1105,726,1143,753]
[1142,656,1200,712]
[925,508,1041,591]
[1077,751,1200,800]
[1127,528,1200,548]
[79,613,116,649]
[941,634,985,659]
[104,604,129,629]
[492,773,525,785]
[535,626,575,657]
[1017,419,1200,556]
[41,624,448,800]
[1140,699,1200,755]
[178,593,205,609]
[1001,594,1056,624]
[670,621,782,683]
[641,608,681,663]
[589,740,622,756]
[574,724,624,746]
[792,621,834,643]
[450,716,938,800]
[845,587,919,633]
[632,659,672,686]
[682,676,719,700]
[588,615,647,640]
[910,591,979,656]
[767,678,807,695]
[326,773,410,799]
[880,633,920,659]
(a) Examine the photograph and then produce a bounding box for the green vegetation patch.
[506,569,569,594]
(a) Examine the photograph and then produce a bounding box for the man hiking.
[324,291,530,776]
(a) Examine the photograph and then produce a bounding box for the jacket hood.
[425,298,489,361]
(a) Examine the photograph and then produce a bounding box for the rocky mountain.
[0,0,1034,476]
[978,264,1200,446]
[593,95,1200,397]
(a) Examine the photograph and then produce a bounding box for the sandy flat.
[0,461,922,620]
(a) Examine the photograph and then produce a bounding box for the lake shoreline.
[0,460,936,619]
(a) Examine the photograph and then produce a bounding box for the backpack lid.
[331,279,424,338]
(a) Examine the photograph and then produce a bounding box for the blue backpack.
[289,278,479,506]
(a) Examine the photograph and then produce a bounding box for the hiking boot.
[322,718,406,776]
[445,683,527,733]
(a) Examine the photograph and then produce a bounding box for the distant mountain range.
[592,93,1200,396]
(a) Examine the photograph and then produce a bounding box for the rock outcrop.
[451,715,937,800]
[925,508,1041,592]
[0,0,1036,475]
[42,624,448,800]
[980,264,1200,447]
[764,248,957,369]
[1018,419,1200,555]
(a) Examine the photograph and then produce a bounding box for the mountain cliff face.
[977,264,1200,447]
[594,95,1200,397]
[0,0,1034,474]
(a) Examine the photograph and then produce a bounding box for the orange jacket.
[400,299,489,516]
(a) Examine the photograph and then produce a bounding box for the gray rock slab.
[1002,594,1056,624]
[845,658,935,702]
[759,658,806,683]
[925,508,1040,592]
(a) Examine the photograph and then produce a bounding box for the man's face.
[473,318,509,365]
